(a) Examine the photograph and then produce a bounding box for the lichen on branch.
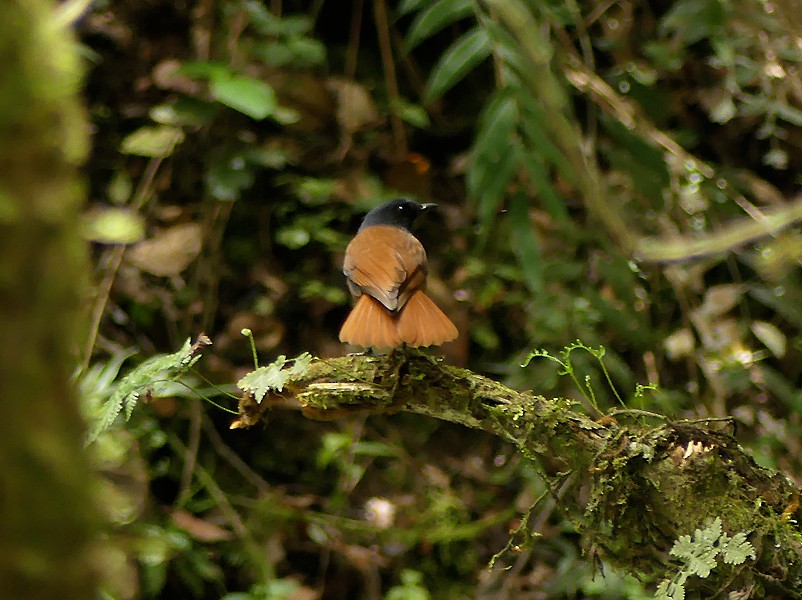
[235,351,802,597]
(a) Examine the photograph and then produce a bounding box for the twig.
[80,157,163,374]
[374,0,407,159]
[178,397,203,505]
[345,0,364,81]
[202,416,270,494]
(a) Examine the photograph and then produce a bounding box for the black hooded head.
[358,199,437,231]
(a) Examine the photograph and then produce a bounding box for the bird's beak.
[420,203,438,211]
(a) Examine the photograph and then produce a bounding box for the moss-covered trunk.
[0,0,98,597]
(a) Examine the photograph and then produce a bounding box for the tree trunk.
[0,0,99,597]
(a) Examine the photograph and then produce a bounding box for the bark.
[237,352,802,597]
[0,0,99,597]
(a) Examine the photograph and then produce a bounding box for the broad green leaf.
[81,208,145,244]
[150,98,219,127]
[121,125,184,158]
[210,73,277,120]
[474,90,518,156]
[517,92,577,187]
[470,139,522,228]
[509,191,543,296]
[406,0,474,51]
[480,16,528,78]
[424,27,491,102]
[469,91,519,225]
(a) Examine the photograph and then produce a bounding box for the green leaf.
[655,579,685,600]
[516,92,577,188]
[87,337,209,443]
[720,532,756,565]
[81,207,145,244]
[150,98,219,127]
[121,125,184,158]
[521,150,569,223]
[471,139,522,229]
[237,352,312,403]
[469,90,519,226]
[237,356,288,402]
[176,60,229,80]
[659,0,728,44]
[289,352,312,376]
[670,518,722,578]
[424,27,491,102]
[276,226,311,249]
[398,0,429,16]
[406,0,474,51]
[205,151,256,202]
[393,98,431,128]
[509,191,543,296]
[210,73,277,120]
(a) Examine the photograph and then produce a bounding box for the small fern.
[236,352,312,403]
[85,335,211,443]
[655,517,756,600]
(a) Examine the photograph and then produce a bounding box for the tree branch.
[235,352,802,597]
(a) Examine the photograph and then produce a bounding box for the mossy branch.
[236,352,802,597]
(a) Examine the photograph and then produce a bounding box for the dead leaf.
[699,284,743,318]
[126,223,202,276]
[152,59,202,95]
[326,78,379,133]
[171,509,234,542]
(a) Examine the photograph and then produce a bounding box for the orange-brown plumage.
[339,201,458,349]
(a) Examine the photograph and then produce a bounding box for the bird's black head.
[359,199,436,232]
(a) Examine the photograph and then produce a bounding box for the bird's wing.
[343,225,427,312]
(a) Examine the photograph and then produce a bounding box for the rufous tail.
[396,290,458,347]
[339,295,402,349]
[340,291,458,349]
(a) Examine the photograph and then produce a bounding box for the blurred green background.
[75,0,802,597]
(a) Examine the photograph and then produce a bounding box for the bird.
[339,199,458,349]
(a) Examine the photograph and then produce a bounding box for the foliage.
[655,517,756,600]
[236,352,312,402]
[385,569,431,600]
[75,0,802,597]
[84,336,210,443]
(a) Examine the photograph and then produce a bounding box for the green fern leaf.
[86,336,209,443]
[720,532,756,565]
[655,579,685,600]
[237,352,312,403]
[670,518,722,578]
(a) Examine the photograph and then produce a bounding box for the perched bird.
[339,199,458,349]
